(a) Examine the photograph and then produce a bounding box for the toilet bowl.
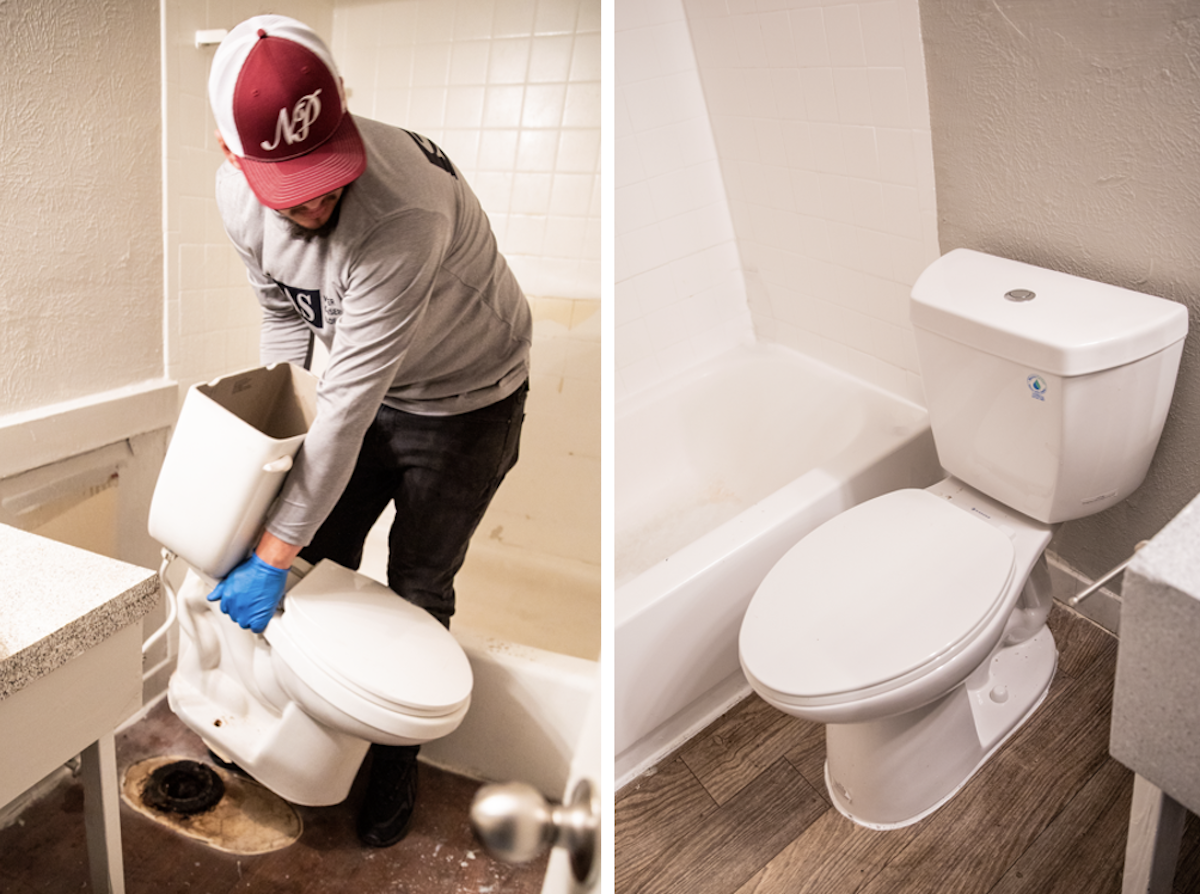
[738,248,1189,829]
[149,363,473,807]
[168,559,472,806]
[740,478,1056,827]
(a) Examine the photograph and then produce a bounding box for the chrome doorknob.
[470,779,598,884]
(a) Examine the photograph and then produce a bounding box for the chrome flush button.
[1005,288,1036,302]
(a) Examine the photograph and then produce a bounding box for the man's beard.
[285,214,338,242]
[284,194,344,242]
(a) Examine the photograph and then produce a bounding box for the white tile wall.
[615,0,754,402]
[331,0,602,301]
[617,0,939,404]
[701,0,939,402]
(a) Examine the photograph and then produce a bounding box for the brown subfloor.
[0,699,548,893]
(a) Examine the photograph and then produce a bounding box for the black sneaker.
[357,745,419,848]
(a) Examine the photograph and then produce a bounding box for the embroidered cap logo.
[261,89,323,152]
[232,31,343,163]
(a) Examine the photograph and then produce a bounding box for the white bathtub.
[615,344,943,787]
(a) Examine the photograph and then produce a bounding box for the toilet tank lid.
[911,249,1188,376]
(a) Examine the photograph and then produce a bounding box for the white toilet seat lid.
[740,489,1015,702]
[265,561,472,717]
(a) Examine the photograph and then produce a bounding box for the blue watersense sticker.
[1027,375,1047,401]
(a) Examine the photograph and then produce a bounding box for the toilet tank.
[148,363,319,579]
[911,249,1188,524]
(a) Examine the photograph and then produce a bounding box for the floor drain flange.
[123,756,302,854]
[141,760,225,815]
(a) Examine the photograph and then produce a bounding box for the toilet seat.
[264,561,472,732]
[740,489,1015,707]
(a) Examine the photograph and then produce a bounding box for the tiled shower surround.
[331,0,602,301]
[616,0,939,404]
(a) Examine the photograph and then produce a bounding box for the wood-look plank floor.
[616,603,1200,894]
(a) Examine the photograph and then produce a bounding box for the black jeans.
[300,381,528,628]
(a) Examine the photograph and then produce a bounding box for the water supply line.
[141,548,179,655]
[1067,540,1150,607]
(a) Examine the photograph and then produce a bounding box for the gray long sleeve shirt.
[217,116,532,547]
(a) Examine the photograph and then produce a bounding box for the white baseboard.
[1046,552,1122,635]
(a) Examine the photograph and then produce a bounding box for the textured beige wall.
[921,0,1200,581]
[0,0,162,415]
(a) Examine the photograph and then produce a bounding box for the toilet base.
[168,668,370,807]
[167,570,371,807]
[824,624,1057,829]
[166,564,470,808]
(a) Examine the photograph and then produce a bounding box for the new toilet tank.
[911,249,1188,524]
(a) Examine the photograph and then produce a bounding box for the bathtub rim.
[616,351,932,620]
[615,343,931,593]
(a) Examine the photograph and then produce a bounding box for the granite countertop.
[0,524,159,700]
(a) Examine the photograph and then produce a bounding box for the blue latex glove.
[206,553,288,633]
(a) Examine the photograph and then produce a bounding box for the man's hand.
[207,553,289,633]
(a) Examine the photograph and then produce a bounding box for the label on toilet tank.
[1026,374,1047,401]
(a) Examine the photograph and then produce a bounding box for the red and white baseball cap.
[209,15,366,210]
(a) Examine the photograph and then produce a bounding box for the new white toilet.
[738,248,1188,829]
[148,364,473,806]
